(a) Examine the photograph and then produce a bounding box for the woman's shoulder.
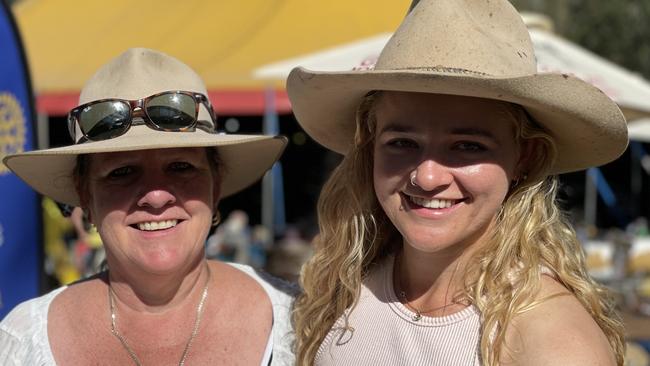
[0,287,66,365]
[504,276,616,366]
[1,286,66,334]
[220,261,297,366]
[222,261,298,305]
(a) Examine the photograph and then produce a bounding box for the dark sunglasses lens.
[78,101,131,140]
[146,93,196,129]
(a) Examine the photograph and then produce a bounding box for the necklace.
[395,254,461,321]
[108,264,211,366]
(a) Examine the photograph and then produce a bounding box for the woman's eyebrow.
[449,127,498,141]
[379,124,499,140]
[377,122,416,134]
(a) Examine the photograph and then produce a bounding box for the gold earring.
[212,211,221,227]
[511,173,528,189]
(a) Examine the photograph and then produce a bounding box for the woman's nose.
[410,160,454,191]
[137,189,176,209]
[136,175,177,209]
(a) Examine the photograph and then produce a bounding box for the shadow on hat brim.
[3,126,287,206]
[288,67,629,175]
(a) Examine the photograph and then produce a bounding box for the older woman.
[0,48,293,365]
[288,0,627,365]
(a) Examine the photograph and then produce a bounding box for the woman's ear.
[212,179,222,227]
[213,177,222,210]
[80,203,92,225]
[76,189,92,224]
[514,137,538,179]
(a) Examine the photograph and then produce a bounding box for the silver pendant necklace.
[108,264,211,366]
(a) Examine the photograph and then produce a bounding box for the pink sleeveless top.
[316,255,482,365]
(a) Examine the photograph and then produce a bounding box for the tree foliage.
[511,0,650,79]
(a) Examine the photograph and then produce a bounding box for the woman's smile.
[404,192,466,210]
[85,148,218,274]
[373,92,520,253]
[134,219,179,231]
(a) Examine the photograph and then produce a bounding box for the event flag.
[0,0,41,320]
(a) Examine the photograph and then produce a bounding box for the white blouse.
[0,263,295,365]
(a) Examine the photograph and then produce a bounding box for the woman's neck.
[395,244,473,312]
[106,256,208,313]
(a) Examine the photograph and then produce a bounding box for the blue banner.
[0,1,40,320]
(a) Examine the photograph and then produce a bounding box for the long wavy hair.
[292,92,625,365]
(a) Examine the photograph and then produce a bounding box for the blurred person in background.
[266,226,313,283]
[0,48,293,365]
[69,206,105,277]
[206,210,253,264]
[225,210,253,264]
[251,225,273,269]
[288,0,627,364]
[42,198,81,286]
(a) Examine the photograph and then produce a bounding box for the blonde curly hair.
[292,92,625,365]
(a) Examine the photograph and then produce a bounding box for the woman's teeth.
[409,196,456,209]
[137,220,178,231]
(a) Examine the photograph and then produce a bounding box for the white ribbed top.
[315,255,482,366]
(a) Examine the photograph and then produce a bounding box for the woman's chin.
[131,252,193,275]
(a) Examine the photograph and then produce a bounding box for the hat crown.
[73,48,213,140]
[375,0,536,76]
[80,48,208,103]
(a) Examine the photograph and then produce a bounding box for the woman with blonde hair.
[287,0,627,365]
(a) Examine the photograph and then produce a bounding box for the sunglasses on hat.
[67,90,217,142]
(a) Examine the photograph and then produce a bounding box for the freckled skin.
[373,92,521,255]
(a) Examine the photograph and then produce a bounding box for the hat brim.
[3,125,287,206]
[287,67,628,174]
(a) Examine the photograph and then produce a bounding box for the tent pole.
[632,146,642,218]
[584,168,597,230]
[262,87,286,240]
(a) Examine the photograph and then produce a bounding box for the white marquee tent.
[255,13,650,123]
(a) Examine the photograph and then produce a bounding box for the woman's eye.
[108,166,133,178]
[387,138,418,149]
[169,161,194,171]
[454,141,486,152]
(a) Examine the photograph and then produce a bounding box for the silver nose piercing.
[410,171,418,187]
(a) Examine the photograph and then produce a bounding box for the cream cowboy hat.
[3,48,287,206]
[287,0,628,174]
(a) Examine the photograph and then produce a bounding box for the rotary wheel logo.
[0,93,26,175]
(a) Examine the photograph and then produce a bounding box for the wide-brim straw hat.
[287,0,628,174]
[3,48,287,206]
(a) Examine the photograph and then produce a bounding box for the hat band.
[390,66,491,76]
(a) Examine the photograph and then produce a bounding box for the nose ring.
[410,171,419,187]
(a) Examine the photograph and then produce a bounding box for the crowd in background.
[206,210,313,283]
[43,200,313,288]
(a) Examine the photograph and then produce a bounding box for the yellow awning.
[13,0,410,115]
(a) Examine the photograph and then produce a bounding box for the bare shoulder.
[48,277,109,361]
[208,261,273,316]
[502,276,616,366]
[49,276,106,323]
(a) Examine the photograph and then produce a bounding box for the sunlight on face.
[373,92,522,255]
[83,147,219,275]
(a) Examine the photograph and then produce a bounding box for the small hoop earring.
[410,171,418,187]
[511,173,529,189]
[212,210,221,227]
